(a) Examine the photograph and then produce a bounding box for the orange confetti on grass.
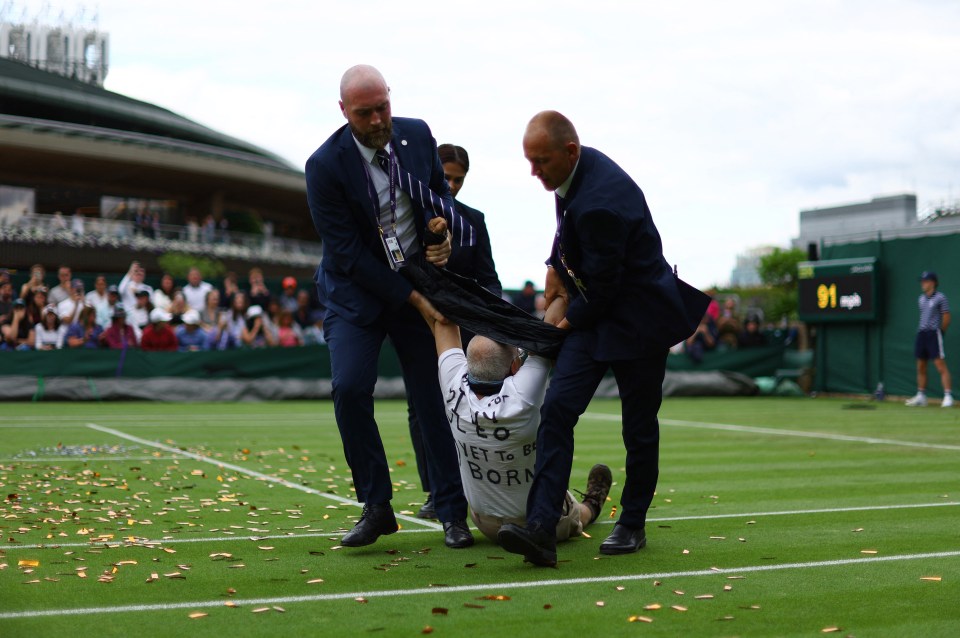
[225,601,238,608]
[596,601,605,607]
[671,605,687,612]
[188,612,207,619]
[17,560,39,567]
[821,628,842,633]
[695,595,714,600]
[476,595,511,601]
[920,576,942,582]
[860,550,878,555]
[628,616,653,623]
[422,627,434,635]
[644,603,662,610]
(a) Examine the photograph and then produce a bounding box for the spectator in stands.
[100,304,139,349]
[737,315,767,348]
[186,216,199,243]
[71,210,85,235]
[26,286,48,328]
[2,298,33,350]
[97,285,121,328]
[200,289,222,327]
[119,261,152,309]
[0,279,13,326]
[514,280,537,315]
[151,273,178,312]
[20,264,46,301]
[279,277,299,312]
[293,290,315,329]
[85,275,110,323]
[128,289,152,330]
[141,308,179,351]
[66,305,103,349]
[201,214,216,242]
[716,297,741,348]
[34,305,66,350]
[166,291,188,325]
[246,267,273,310]
[0,268,10,287]
[48,265,73,306]
[685,312,718,364]
[176,309,211,351]
[705,288,720,323]
[57,278,88,326]
[276,309,302,347]
[182,267,214,312]
[220,271,240,309]
[216,291,248,350]
[241,305,277,348]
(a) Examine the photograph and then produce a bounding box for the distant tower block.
[1,11,109,86]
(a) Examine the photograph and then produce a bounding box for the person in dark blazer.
[406,143,503,520]
[498,110,708,566]
[304,64,473,549]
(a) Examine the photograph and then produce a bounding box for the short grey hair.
[466,336,517,383]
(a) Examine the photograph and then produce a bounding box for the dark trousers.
[526,331,667,535]
[324,305,467,522]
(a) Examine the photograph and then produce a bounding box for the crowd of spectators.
[672,292,771,363]
[0,262,326,352]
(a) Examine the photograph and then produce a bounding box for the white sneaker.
[943,395,954,408]
[905,394,928,407]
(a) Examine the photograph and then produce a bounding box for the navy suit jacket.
[446,200,502,298]
[305,118,454,326]
[551,146,706,360]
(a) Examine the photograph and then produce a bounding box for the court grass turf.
[0,397,958,637]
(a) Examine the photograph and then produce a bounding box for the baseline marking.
[584,412,960,451]
[4,501,957,551]
[3,549,958,619]
[84,423,442,531]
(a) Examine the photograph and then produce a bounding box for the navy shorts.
[915,330,945,360]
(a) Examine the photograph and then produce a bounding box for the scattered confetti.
[920,576,942,582]
[17,559,39,567]
[695,595,714,600]
[422,627,434,635]
[432,608,448,615]
[307,578,325,584]
[644,603,661,610]
[596,601,605,607]
[860,550,878,554]
[821,627,842,633]
[628,616,653,623]
[188,612,208,619]
[671,605,687,612]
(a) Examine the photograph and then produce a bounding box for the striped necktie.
[375,149,475,247]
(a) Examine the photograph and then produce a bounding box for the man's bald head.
[339,64,388,102]
[466,336,518,384]
[339,64,393,149]
[523,110,580,191]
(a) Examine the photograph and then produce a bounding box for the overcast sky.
[12,0,960,289]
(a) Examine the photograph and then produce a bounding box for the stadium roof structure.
[0,56,307,229]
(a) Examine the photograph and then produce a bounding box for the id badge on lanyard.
[364,148,406,271]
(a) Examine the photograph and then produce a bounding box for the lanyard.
[554,197,589,301]
[361,146,397,236]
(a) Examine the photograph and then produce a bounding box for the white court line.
[84,423,442,532]
[4,501,957,551]
[3,549,958,620]
[0,456,179,463]
[584,412,960,452]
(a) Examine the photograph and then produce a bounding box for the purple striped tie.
[376,149,476,247]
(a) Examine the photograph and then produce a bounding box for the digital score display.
[797,258,878,322]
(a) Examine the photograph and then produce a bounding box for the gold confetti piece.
[852,528,864,532]
[432,608,448,615]
[188,613,207,619]
[724,585,733,591]
[115,560,137,566]
[163,548,176,554]
[258,546,274,551]
[644,603,662,610]
[671,605,687,612]
[225,601,238,608]
[860,550,878,554]
[252,607,270,613]
[920,576,942,582]
[682,549,690,554]
[77,571,87,579]
[627,616,653,623]
[695,595,714,600]
[18,559,40,567]
[228,564,246,569]
[596,601,605,607]
[673,590,685,595]
[355,597,368,604]
[718,615,735,621]
[709,536,726,540]
[23,579,41,584]
[146,573,159,583]
[307,578,324,584]
[163,572,183,578]
[738,537,747,542]
[727,576,745,580]
[422,627,434,635]
[821,628,842,633]
[272,606,285,613]
[615,586,625,591]
[653,581,662,587]
[581,532,591,539]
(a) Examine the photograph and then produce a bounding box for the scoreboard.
[797,257,878,322]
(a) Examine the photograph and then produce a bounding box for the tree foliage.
[157,252,226,280]
[756,247,807,322]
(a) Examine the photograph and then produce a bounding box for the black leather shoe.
[443,520,474,548]
[416,494,437,520]
[497,523,557,567]
[599,523,646,555]
[341,503,398,547]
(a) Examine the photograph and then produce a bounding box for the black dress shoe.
[416,494,437,520]
[341,503,398,547]
[599,523,646,555]
[497,523,557,567]
[443,520,475,548]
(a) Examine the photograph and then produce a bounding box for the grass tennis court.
[1,397,958,637]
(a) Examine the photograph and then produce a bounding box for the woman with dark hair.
[436,143,502,298]
[406,144,504,520]
[34,305,66,350]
